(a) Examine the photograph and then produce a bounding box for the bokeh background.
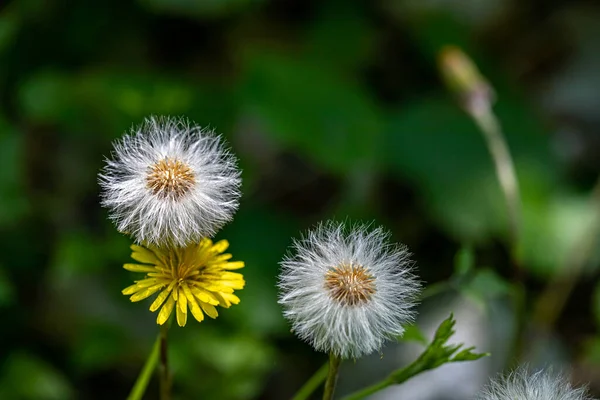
[2,0,600,399]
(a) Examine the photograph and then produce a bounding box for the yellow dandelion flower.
[122,238,245,327]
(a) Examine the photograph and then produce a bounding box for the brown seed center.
[324,263,376,306]
[146,158,195,200]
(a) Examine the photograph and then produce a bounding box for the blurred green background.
[2,0,600,398]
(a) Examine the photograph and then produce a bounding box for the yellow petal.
[220,272,244,280]
[204,285,234,294]
[157,294,175,325]
[219,280,245,290]
[130,245,161,265]
[191,287,220,305]
[211,292,230,308]
[212,254,232,263]
[178,288,187,314]
[221,293,240,305]
[130,283,165,302]
[150,282,175,312]
[182,283,204,322]
[221,261,244,270]
[132,278,159,288]
[211,240,229,254]
[123,264,156,273]
[197,238,212,253]
[200,302,218,319]
[176,291,187,327]
[122,284,140,295]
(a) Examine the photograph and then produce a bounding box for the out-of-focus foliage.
[1,0,600,398]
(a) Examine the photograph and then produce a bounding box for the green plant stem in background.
[439,46,525,365]
[472,107,526,367]
[322,353,341,400]
[534,177,600,329]
[126,334,161,400]
[292,362,329,400]
[159,324,171,400]
[472,109,522,263]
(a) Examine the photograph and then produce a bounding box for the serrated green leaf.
[433,313,456,342]
[345,314,488,399]
[452,347,489,362]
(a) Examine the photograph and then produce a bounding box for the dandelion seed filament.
[146,158,195,200]
[324,263,376,306]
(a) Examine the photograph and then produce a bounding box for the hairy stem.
[322,353,342,400]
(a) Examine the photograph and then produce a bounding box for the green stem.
[322,353,341,400]
[473,109,522,264]
[127,334,161,400]
[472,107,526,365]
[159,323,171,400]
[292,362,329,400]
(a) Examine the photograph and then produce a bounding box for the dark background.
[1,0,600,398]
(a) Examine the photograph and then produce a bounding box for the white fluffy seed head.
[477,367,594,400]
[278,221,421,359]
[99,116,241,247]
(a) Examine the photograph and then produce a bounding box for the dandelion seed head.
[278,221,421,359]
[324,263,376,306]
[477,367,594,400]
[99,116,241,246]
[146,158,195,200]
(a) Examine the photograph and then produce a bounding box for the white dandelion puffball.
[278,221,421,359]
[99,116,241,246]
[477,367,594,400]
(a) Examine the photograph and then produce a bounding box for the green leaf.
[341,315,488,399]
[388,314,487,386]
[453,347,489,362]
[240,52,383,174]
[0,352,74,400]
[433,313,456,343]
[454,246,474,276]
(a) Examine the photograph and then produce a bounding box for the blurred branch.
[291,362,328,400]
[438,46,525,365]
[127,334,160,400]
[438,46,522,263]
[472,110,522,261]
[533,178,600,329]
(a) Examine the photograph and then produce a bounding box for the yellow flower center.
[324,263,376,306]
[146,157,195,199]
